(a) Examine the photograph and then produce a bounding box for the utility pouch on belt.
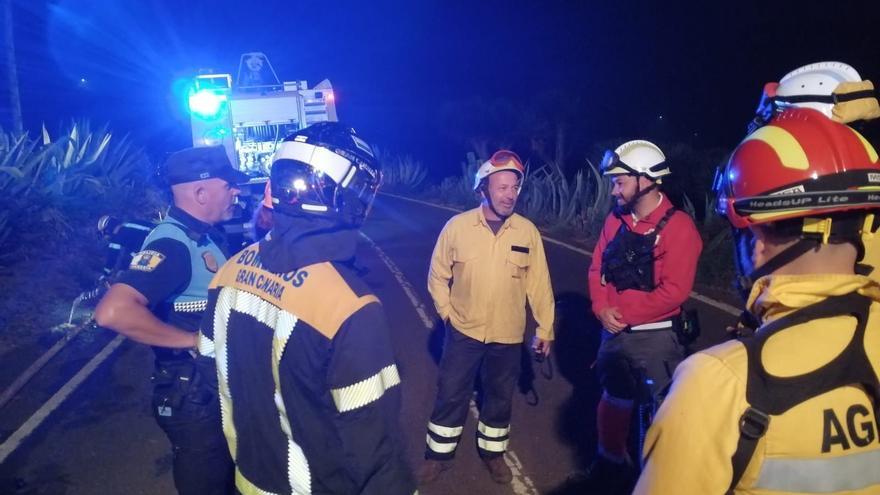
[152,360,197,414]
[674,309,701,346]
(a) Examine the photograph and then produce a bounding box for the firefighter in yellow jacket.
[417,150,555,485]
[635,107,880,494]
[747,61,880,289]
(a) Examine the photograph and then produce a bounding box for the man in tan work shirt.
[417,150,555,486]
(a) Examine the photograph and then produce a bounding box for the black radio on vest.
[601,208,676,292]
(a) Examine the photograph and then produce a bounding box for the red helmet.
[716,107,880,229]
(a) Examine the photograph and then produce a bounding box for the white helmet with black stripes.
[600,140,670,180]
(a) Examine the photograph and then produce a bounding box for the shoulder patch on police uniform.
[202,251,219,273]
[129,250,165,272]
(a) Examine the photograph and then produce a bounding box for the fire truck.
[186,52,338,178]
[185,52,338,245]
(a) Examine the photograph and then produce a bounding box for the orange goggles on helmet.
[489,150,525,172]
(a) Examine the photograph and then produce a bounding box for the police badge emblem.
[129,250,165,272]
[202,251,219,273]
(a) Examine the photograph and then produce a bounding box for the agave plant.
[0,132,50,198]
[432,152,480,208]
[376,148,429,192]
[0,121,158,266]
[581,158,612,237]
[39,121,118,199]
[517,156,611,238]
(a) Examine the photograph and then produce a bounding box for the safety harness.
[601,208,677,292]
[726,291,880,494]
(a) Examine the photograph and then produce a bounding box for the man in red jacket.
[585,139,702,492]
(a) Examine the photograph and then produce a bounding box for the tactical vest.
[601,208,677,292]
[727,291,880,494]
[141,216,227,323]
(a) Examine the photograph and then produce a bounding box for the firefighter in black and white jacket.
[199,123,415,495]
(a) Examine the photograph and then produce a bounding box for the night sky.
[7,0,880,173]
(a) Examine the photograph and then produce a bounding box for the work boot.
[482,455,513,484]
[416,459,452,485]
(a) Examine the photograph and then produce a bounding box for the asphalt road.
[0,194,739,495]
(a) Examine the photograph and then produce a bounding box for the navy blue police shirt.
[117,206,229,359]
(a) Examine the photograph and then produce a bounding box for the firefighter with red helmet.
[748,61,880,292]
[635,107,880,494]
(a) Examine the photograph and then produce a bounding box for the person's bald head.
[171,178,240,225]
[162,146,249,225]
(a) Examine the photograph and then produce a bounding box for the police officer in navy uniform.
[96,145,246,495]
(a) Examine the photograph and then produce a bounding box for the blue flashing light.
[188,89,227,119]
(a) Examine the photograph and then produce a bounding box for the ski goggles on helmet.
[489,150,525,173]
[474,150,526,191]
[600,149,669,177]
[600,150,641,176]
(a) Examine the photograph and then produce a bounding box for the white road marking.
[380,192,740,317]
[362,232,538,495]
[361,233,434,330]
[0,335,125,464]
[688,291,741,316]
[381,192,465,214]
[0,323,87,410]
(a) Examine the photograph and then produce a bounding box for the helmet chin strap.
[616,176,658,215]
[732,237,820,331]
[736,214,866,300]
[739,238,820,295]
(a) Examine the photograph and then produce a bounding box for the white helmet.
[776,61,862,118]
[600,140,670,180]
[473,150,526,191]
[748,61,879,133]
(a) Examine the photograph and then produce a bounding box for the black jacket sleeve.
[116,238,191,306]
[326,301,415,495]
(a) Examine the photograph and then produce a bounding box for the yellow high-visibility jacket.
[427,207,555,344]
[636,274,880,494]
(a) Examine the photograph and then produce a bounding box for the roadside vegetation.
[0,122,163,347]
[0,122,738,350]
[380,147,737,298]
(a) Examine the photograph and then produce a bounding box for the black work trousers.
[151,358,234,495]
[595,328,685,403]
[425,326,520,460]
